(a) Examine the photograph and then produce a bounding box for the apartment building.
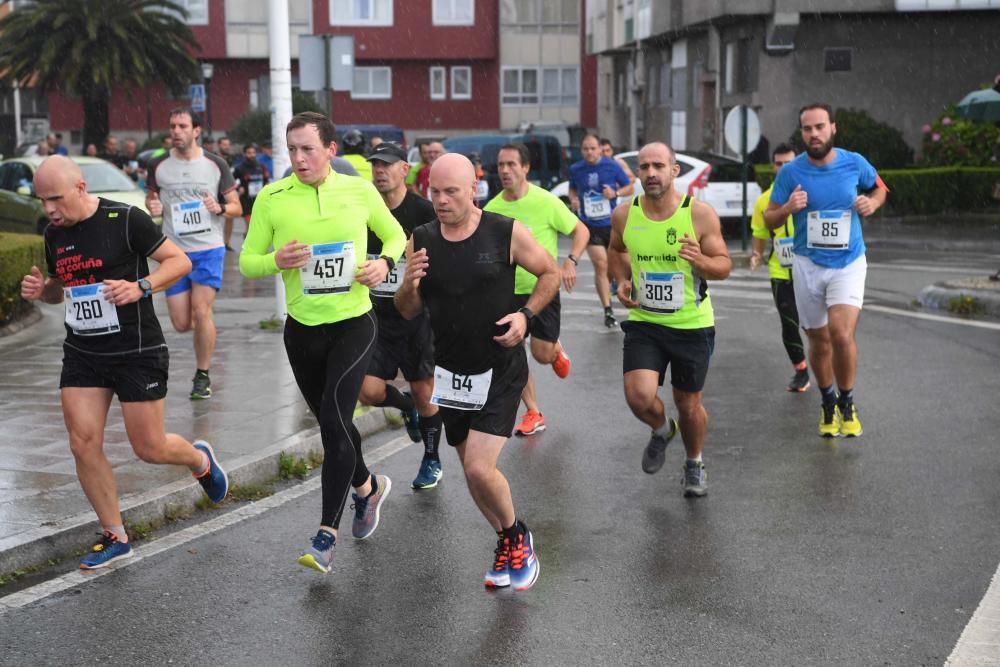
[588,0,1000,157]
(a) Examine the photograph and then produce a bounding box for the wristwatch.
[567,254,579,265]
[379,255,396,272]
[138,278,153,298]
[517,306,535,324]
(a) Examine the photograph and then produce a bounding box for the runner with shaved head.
[20,156,229,570]
[395,153,559,591]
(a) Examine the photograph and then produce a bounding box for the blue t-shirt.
[568,156,631,227]
[770,149,877,269]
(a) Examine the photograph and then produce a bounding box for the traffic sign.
[724,106,760,155]
[190,84,206,112]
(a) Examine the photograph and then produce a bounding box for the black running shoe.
[190,371,212,400]
[787,369,811,393]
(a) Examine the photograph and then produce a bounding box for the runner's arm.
[613,163,635,198]
[684,201,732,280]
[395,236,426,320]
[608,203,637,308]
[21,267,64,304]
[146,239,192,293]
[494,222,559,347]
[854,181,888,218]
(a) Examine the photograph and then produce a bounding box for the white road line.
[865,304,1000,331]
[946,562,1000,666]
[0,436,413,614]
[868,262,997,275]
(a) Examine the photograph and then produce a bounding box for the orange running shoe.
[514,410,546,436]
[552,349,571,379]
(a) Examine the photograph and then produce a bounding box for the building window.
[502,66,577,106]
[451,66,472,99]
[671,111,687,151]
[824,48,853,72]
[430,67,446,100]
[659,61,671,105]
[163,0,209,25]
[501,0,579,31]
[352,67,392,99]
[434,0,474,25]
[330,0,392,26]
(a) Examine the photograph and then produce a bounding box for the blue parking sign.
[190,84,206,112]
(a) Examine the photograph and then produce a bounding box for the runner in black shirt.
[20,156,229,570]
[359,142,444,489]
[395,153,559,592]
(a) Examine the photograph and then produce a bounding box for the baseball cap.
[367,142,407,163]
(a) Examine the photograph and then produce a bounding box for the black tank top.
[368,191,436,320]
[412,211,517,374]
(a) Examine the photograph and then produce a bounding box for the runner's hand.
[678,233,704,268]
[102,279,142,306]
[201,192,223,216]
[147,191,163,217]
[854,194,877,217]
[401,248,428,290]
[20,266,44,301]
[356,257,390,288]
[602,184,617,200]
[786,184,808,214]
[493,312,527,347]
[750,252,761,271]
[275,240,311,270]
[617,279,638,309]
[561,258,577,292]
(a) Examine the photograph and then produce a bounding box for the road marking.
[865,304,1000,331]
[0,436,412,614]
[946,561,1000,665]
[868,262,996,275]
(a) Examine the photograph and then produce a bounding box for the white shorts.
[792,254,867,330]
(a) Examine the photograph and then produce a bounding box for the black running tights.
[284,312,376,529]
[770,278,806,366]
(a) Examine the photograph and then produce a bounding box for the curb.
[0,408,395,577]
[0,306,41,338]
[918,283,1000,319]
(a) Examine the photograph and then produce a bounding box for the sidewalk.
[0,253,396,576]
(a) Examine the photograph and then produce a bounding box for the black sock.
[838,388,854,407]
[502,521,519,542]
[196,368,209,377]
[366,474,378,497]
[604,306,613,316]
[375,384,414,412]
[419,411,443,460]
[820,385,837,406]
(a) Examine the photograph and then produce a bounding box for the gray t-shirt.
[147,150,237,252]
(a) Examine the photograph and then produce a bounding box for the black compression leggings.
[284,312,377,529]
[770,278,806,366]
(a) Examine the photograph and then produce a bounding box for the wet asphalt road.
[3,248,1000,666]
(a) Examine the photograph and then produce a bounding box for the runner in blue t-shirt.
[568,134,634,328]
[765,103,889,440]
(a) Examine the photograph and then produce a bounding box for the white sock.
[653,420,672,438]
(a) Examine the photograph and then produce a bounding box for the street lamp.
[201,62,214,137]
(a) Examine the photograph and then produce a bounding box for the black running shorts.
[440,348,528,446]
[586,224,612,248]
[512,293,560,343]
[60,344,169,402]
[367,312,435,382]
[621,321,715,392]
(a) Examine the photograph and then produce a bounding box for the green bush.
[227,91,325,145]
[788,107,913,169]
[0,232,45,325]
[752,166,1000,216]
[920,103,1000,167]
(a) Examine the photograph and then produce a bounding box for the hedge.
[0,232,45,325]
[754,165,1000,216]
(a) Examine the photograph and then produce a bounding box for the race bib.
[300,241,356,295]
[64,284,120,336]
[431,366,492,411]
[367,253,404,297]
[247,180,263,197]
[583,193,612,220]
[639,271,685,314]
[807,210,851,250]
[475,180,489,200]
[775,237,795,268]
[171,200,212,237]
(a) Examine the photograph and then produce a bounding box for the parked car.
[0,156,148,234]
[442,133,569,202]
[551,150,761,221]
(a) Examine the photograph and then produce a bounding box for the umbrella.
[955,87,1000,122]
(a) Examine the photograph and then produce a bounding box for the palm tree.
[0,0,200,148]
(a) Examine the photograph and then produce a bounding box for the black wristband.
[379,255,396,272]
[567,254,579,265]
[517,306,535,323]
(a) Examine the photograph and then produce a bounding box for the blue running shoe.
[401,392,421,443]
[79,531,133,570]
[484,533,511,589]
[352,474,391,539]
[297,529,336,574]
[193,440,229,503]
[508,523,540,591]
[411,457,443,489]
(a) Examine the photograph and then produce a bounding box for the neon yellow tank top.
[624,195,714,329]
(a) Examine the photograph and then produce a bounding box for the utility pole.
[269,0,293,319]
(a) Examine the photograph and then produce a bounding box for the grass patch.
[164,503,194,522]
[947,294,986,316]
[0,561,54,587]
[278,451,316,480]
[259,316,283,330]
[229,482,275,501]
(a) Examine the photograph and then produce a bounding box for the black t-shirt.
[234,160,269,210]
[45,198,167,355]
[412,211,518,374]
[368,192,436,320]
